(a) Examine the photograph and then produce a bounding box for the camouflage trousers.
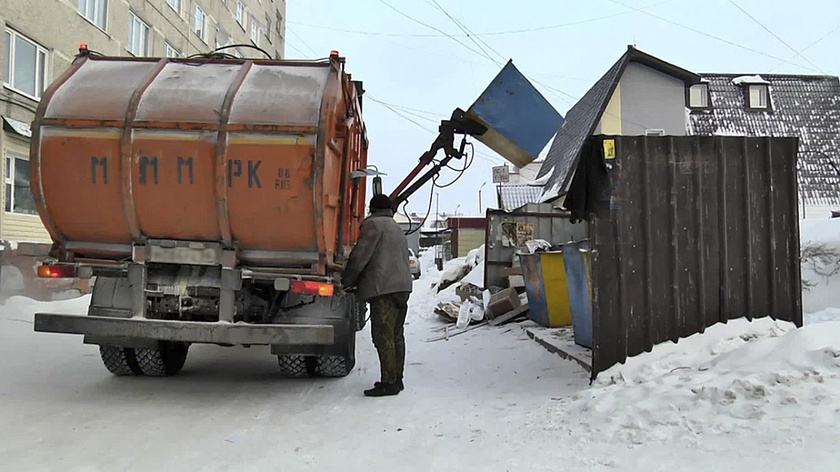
[369,292,411,384]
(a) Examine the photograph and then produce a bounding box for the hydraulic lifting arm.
[388,108,487,208]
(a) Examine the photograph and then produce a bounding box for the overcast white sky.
[286,0,839,216]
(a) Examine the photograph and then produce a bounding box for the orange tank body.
[31,54,368,277]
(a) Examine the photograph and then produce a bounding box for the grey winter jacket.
[342,209,413,302]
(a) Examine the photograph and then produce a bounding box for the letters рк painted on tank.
[227,159,262,188]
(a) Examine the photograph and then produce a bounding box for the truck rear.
[30,50,370,377]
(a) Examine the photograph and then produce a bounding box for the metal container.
[484,203,586,289]
[519,251,572,328]
[466,61,563,168]
[560,240,593,348]
[30,55,368,275]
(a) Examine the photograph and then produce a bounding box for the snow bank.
[545,319,840,445]
[594,318,794,386]
[800,218,840,314]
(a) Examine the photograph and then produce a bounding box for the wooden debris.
[488,304,529,327]
[434,301,461,323]
[426,321,489,342]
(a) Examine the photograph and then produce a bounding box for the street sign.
[492,165,510,183]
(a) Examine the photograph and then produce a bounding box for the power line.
[427,0,502,66]
[284,41,310,58]
[725,0,825,74]
[603,0,818,72]
[287,0,676,38]
[285,25,320,57]
[376,0,491,60]
[768,29,836,73]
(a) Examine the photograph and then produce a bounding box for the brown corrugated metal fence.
[578,135,802,379]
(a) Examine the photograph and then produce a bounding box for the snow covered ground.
[2,220,840,471]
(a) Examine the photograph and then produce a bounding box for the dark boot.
[364,382,400,397]
[375,379,404,391]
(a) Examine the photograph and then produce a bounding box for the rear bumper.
[34,313,335,346]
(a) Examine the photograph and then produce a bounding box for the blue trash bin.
[561,240,593,349]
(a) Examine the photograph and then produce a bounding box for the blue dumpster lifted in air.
[389,61,564,207]
[467,60,564,169]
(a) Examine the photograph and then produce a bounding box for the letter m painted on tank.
[91,156,107,184]
[139,156,159,185]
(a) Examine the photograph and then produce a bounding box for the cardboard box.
[508,275,525,288]
[487,287,521,318]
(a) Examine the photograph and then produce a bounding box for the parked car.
[408,248,421,280]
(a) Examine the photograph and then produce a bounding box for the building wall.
[0,133,50,243]
[453,228,485,259]
[617,62,687,136]
[1,0,286,243]
[595,83,622,135]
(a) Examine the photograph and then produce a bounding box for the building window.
[265,14,272,36]
[127,13,148,56]
[236,2,246,27]
[748,85,769,109]
[195,6,207,43]
[166,0,180,14]
[77,0,107,30]
[688,83,709,109]
[645,129,665,136]
[5,154,37,215]
[250,17,260,44]
[165,42,180,58]
[3,29,48,100]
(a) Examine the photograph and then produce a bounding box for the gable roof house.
[537,46,840,218]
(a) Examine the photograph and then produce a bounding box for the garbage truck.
[30,49,373,377]
[30,47,562,377]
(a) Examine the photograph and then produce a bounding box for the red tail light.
[37,264,77,278]
[289,280,334,297]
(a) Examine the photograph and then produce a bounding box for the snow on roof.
[731,75,770,86]
[691,74,840,208]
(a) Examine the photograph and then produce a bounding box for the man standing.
[342,194,414,397]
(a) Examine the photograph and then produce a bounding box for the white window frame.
[127,12,149,56]
[689,83,709,109]
[195,5,207,43]
[4,152,38,216]
[236,1,246,28]
[3,28,48,101]
[77,0,107,31]
[250,17,260,44]
[166,0,181,15]
[749,85,769,109]
[164,42,180,58]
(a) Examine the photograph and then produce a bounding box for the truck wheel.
[135,343,189,376]
[99,346,142,376]
[316,355,354,377]
[277,355,316,377]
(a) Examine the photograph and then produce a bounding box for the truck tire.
[135,343,189,376]
[99,346,142,376]
[316,355,354,377]
[277,355,317,377]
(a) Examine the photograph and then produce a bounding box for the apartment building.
[1,0,286,242]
